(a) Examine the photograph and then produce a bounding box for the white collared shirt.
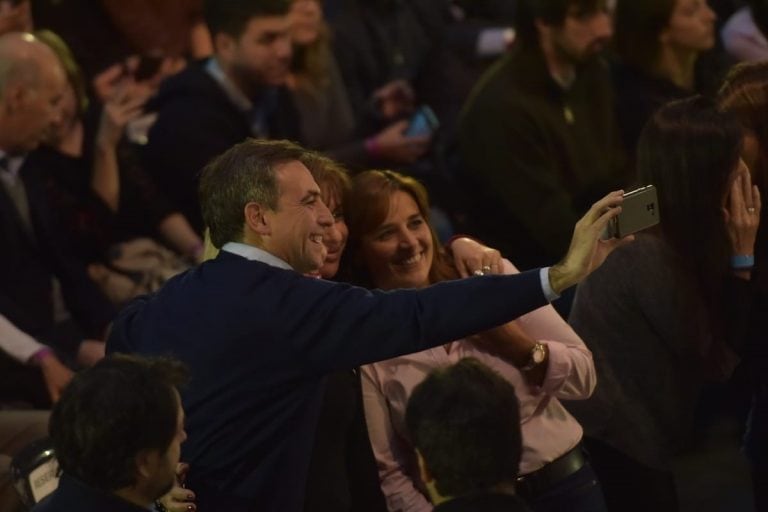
[221,242,294,271]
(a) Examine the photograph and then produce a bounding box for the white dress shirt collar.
[221,242,293,271]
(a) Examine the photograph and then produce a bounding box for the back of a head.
[718,61,768,145]
[204,0,291,39]
[614,0,675,73]
[49,355,189,493]
[405,358,522,498]
[199,138,306,248]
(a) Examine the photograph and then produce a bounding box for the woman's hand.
[448,237,503,277]
[157,463,195,512]
[96,81,150,150]
[724,161,761,257]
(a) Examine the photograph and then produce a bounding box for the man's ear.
[133,449,158,482]
[244,202,270,236]
[415,449,434,485]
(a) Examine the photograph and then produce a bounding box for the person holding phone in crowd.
[567,96,760,512]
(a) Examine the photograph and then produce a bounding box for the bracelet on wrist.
[364,136,380,158]
[731,254,755,270]
[29,347,53,366]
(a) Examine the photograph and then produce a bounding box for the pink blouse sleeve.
[361,365,434,512]
[503,259,596,399]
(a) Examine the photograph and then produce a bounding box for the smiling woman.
[345,170,607,512]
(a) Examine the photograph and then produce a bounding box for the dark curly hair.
[405,357,522,497]
[49,354,189,492]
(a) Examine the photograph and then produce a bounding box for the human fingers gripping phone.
[603,185,660,239]
[405,105,439,137]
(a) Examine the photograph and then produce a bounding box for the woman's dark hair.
[344,170,458,287]
[637,95,742,342]
[614,0,675,74]
[50,355,189,492]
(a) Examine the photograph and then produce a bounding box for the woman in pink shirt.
[345,170,604,512]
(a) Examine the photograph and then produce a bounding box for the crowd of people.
[0,0,767,511]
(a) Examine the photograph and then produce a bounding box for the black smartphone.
[603,185,660,238]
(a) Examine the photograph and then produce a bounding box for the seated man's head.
[204,0,293,94]
[0,32,65,155]
[199,139,333,273]
[516,0,613,63]
[49,355,189,507]
[405,358,522,505]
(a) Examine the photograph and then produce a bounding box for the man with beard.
[33,355,189,512]
[459,0,628,275]
[144,0,300,232]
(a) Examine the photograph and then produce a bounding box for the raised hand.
[549,190,634,294]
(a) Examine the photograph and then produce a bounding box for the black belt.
[515,444,587,498]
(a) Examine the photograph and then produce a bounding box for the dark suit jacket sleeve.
[285,269,547,374]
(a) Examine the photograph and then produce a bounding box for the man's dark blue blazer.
[107,250,547,512]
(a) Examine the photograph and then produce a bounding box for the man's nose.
[317,200,333,227]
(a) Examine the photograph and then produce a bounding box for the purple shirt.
[361,260,595,512]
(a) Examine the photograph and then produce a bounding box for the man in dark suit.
[108,138,629,512]
[0,33,114,408]
[144,0,300,233]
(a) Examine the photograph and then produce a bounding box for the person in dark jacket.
[32,355,189,512]
[143,0,300,232]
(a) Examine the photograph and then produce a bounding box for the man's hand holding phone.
[549,190,635,295]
